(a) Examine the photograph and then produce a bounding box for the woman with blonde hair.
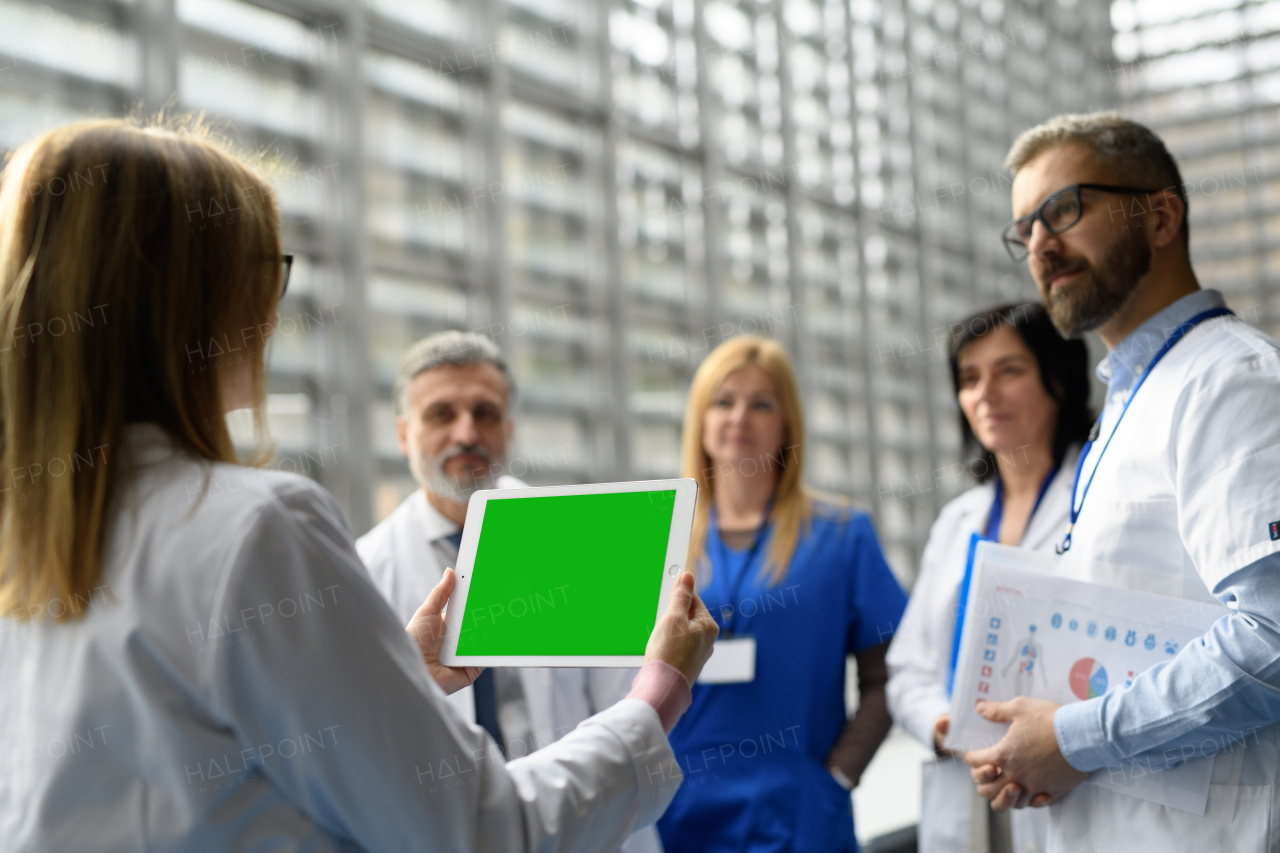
[656,336,907,853]
[0,118,718,851]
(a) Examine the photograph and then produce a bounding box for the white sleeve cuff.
[580,698,683,827]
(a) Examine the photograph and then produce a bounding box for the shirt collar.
[418,490,462,543]
[122,422,185,466]
[1095,289,1226,394]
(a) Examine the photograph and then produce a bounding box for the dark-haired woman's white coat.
[886,446,1078,853]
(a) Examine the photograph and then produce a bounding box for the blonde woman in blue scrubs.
[658,336,907,853]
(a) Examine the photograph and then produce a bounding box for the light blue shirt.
[1054,289,1280,773]
[1091,288,1225,460]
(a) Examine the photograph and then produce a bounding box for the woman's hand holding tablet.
[410,566,719,693]
[438,479,700,667]
[645,572,719,685]
[405,567,483,694]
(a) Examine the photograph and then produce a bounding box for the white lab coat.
[0,424,681,852]
[887,447,1078,853]
[1048,315,1280,852]
[357,486,663,853]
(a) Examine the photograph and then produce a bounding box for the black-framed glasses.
[280,253,293,298]
[1001,183,1160,262]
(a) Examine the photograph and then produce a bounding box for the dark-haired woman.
[886,303,1092,853]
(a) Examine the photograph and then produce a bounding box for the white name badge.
[697,636,756,684]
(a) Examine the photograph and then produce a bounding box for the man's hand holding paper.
[963,696,1088,811]
[945,540,1227,816]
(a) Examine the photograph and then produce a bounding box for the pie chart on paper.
[1069,657,1108,700]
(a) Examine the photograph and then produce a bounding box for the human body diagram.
[1002,624,1048,696]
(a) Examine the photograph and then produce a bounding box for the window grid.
[0,0,1118,581]
[1112,0,1280,343]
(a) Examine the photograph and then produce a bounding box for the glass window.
[0,0,1131,574]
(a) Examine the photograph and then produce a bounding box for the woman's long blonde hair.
[0,118,282,621]
[681,336,811,587]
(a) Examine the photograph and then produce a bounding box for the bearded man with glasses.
[956,112,1280,852]
[1002,182,1179,340]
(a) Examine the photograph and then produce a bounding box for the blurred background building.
[2,0,1277,846]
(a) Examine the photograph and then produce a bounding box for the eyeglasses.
[1001,183,1160,262]
[280,253,293,299]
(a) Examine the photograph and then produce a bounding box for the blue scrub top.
[657,500,907,853]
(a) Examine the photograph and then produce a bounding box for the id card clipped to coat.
[696,636,756,684]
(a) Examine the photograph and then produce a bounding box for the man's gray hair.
[394,330,516,414]
[1005,111,1189,246]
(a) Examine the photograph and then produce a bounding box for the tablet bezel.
[438,478,698,667]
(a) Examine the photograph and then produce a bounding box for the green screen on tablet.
[456,489,676,655]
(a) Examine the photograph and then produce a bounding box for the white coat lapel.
[379,492,444,625]
[1019,445,1079,554]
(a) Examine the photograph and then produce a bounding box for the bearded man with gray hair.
[356,331,662,853]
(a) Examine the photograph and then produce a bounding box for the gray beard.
[1039,225,1151,339]
[411,446,501,505]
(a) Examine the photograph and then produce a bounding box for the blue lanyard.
[947,533,985,697]
[983,466,1059,542]
[709,500,773,637]
[1058,306,1233,554]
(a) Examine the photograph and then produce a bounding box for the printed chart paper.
[945,541,1227,815]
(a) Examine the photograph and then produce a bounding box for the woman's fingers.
[644,574,719,684]
[669,571,695,615]
[688,582,715,624]
[687,585,719,650]
[933,715,952,752]
[421,567,456,617]
[406,568,457,650]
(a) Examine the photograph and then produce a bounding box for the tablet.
[438,478,698,667]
